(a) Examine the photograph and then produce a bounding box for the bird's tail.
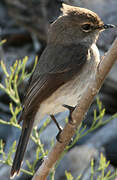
[10,119,33,179]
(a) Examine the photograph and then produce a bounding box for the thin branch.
[32,38,117,180]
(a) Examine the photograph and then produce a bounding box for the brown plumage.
[10,3,115,178]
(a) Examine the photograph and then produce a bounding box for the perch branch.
[32,38,117,180]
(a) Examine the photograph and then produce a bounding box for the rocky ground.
[0,0,117,180]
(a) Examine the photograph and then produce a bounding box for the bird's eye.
[81,24,92,32]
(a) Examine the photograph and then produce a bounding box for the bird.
[10,3,115,178]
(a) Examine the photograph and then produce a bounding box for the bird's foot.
[50,114,63,143]
[63,104,76,125]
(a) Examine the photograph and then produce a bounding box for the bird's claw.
[63,104,76,125]
[50,114,63,143]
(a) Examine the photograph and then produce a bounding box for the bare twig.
[32,38,117,180]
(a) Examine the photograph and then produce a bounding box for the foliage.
[0,57,117,179]
[90,153,117,180]
[0,39,7,46]
[65,153,117,180]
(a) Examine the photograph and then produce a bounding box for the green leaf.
[0,140,4,154]
[75,174,82,180]
[5,141,16,166]
[26,160,32,171]
[65,171,73,180]
[1,61,9,78]
[0,39,7,46]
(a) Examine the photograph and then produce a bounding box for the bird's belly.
[35,62,97,122]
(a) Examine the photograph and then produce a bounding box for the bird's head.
[48,4,115,46]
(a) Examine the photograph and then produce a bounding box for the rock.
[0,165,11,180]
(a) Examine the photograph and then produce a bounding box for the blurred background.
[0,0,117,179]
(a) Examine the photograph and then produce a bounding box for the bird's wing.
[20,44,88,122]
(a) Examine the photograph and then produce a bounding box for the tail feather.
[10,120,33,179]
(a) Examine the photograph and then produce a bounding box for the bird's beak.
[95,24,116,31]
[102,24,116,29]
